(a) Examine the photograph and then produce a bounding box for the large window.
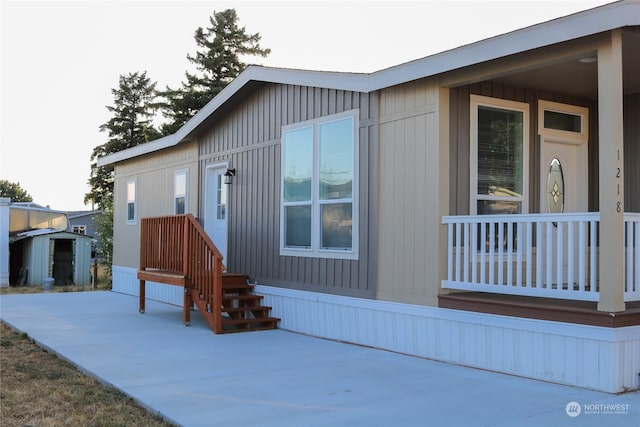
[174,170,187,214]
[470,95,529,215]
[126,178,137,224]
[281,110,358,259]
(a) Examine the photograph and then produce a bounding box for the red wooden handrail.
[139,214,224,333]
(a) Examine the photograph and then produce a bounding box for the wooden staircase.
[187,273,279,333]
[137,214,279,334]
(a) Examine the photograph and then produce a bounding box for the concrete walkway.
[1,291,638,427]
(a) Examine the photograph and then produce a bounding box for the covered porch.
[439,27,639,324]
[440,212,640,326]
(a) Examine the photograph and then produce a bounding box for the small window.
[543,110,581,133]
[538,100,588,140]
[216,174,227,220]
[280,110,359,259]
[174,170,187,214]
[72,225,86,235]
[126,179,137,224]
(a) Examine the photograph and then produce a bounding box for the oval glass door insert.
[547,158,564,214]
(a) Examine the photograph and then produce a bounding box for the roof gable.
[98,0,639,167]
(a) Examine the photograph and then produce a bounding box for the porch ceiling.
[492,28,640,99]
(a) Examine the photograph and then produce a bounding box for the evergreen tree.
[0,180,33,202]
[160,9,270,135]
[85,71,161,209]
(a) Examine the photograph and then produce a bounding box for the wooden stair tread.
[223,306,271,313]
[222,282,254,290]
[222,294,263,301]
[222,317,279,326]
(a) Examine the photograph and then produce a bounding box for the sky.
[0,0,613,211]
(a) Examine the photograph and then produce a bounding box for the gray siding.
[198,84,378,298]
[623,93,640,213]
[449,83,595,215]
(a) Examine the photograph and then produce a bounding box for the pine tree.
[0,180,33,202]
[160,9,270,135]
[85,71,161,210]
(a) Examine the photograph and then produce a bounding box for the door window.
[547,158,565,214]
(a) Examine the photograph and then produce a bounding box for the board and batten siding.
[623,92,640,213]
[376,77,448,307]
[447,82,628,216]
[112,141,198,268]
[198,83,378,298]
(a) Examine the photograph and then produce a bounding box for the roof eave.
[97,134,178,167]
[370,0,638,90]
[96,0,639,166]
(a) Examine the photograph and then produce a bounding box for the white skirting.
[255,285,640,394]
[110,266,639,393]
[112,266,183,306]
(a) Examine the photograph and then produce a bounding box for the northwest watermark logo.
[565,401,631,417]
[565,402,581,417]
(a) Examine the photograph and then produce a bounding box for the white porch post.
[597,30,625,313]
[0,198,10,287]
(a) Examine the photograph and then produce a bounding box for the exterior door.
[538,101,589,286]
[205,165,229,263]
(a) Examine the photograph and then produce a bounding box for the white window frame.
[126,178,137,225]
[174,169,188,215]
[537,100,589,143]
[470,95,529,215]
[280,109,359,260]
[72,225,86,235]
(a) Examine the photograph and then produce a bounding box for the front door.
[538,101,589,285]
[205,165,229,263]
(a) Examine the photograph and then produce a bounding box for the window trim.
[280,109,359,260]
[470,95,529,215]
[126,178,137,225]
[174,169,188,215]
[537,100,589,143]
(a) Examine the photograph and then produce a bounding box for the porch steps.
[220,274,279,333]
[188,273,279,333]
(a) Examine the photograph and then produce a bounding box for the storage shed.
[10,229,93,286]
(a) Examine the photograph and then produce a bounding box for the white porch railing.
[442,212,640,302]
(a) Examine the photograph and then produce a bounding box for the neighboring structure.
[67,210,101,238]
[0,198,10,286]
[1,202,93,286]
[99,1,640,393]
[67,209,102,258]
[10,229,93,286]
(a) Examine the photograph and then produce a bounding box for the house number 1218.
[616,150,622,213]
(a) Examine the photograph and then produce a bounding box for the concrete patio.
[1,291,638,427]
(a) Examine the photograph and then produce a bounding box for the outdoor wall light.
[223,168,236,185]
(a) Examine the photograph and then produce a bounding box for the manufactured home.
[99,1,640,393]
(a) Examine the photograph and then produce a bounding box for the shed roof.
[10,228,94,243]
[98,0,639,167]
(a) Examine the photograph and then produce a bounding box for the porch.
[441,212,640,325]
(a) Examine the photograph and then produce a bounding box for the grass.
[0,287,176,427]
